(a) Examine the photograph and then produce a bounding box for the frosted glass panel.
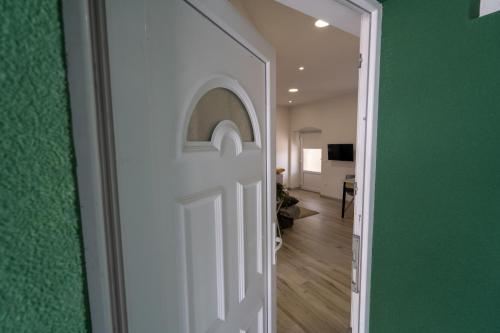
[303,149,322,173]
[187,88,254,142]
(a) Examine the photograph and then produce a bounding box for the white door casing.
[103,0,274,332]
[351,3,382,333]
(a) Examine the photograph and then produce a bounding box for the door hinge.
[273,222,283,265]
[352,234,361,293]
[358,53,363,69]
[354,181,358,195]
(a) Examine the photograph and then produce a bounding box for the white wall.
[228,0,254,22]
[289,93,357,199]
[289,131,300,189]
[276,106,290,185]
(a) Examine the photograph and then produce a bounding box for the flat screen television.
[328,144,354,161]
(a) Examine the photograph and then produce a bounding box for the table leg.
[342,181,346,218]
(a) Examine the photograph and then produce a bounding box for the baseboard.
[290,187,343,202]
[320,194,342,202]
[298,187,321,194]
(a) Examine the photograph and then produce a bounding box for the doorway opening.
[299,129,323,193]
[229,0,362,331]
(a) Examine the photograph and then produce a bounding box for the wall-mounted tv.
[328,144,354,161]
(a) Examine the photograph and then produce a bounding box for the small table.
[342,178,355,218]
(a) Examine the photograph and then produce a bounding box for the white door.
[104,0,274,332]
[300,132,322,192]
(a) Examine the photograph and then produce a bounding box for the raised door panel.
[240,307,264,333]
[237,180,264,304]
[180,190,225,333]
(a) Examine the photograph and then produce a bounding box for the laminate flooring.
[277,190,354,333]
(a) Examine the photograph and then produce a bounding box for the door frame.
[62,0,381,332]
[344,3,382,333]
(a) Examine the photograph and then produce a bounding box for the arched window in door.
[187,87,254,142]
[182,76,261,153]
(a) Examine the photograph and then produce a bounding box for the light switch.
[480,0,500,17]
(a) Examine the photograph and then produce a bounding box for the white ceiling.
[229,0,360,106]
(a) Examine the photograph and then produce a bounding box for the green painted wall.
[0,1,90,332]
[370,0,500,332]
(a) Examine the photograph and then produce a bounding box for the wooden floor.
[277,190,353,333]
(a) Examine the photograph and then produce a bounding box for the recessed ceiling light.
[314,19,329,28]
[298,66,305,71]
[288,88,299,93]
[288,100,293,104]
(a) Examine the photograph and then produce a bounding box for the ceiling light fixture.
[298,66,305,71]
[314,19,329,28]
[288,100,293,104]
[288,88,299,93]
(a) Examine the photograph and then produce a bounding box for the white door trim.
[355,3,382,333]
[276,0,382,332]
[62,0,276,332]
[62,0,127,331]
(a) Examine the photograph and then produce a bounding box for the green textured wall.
[370,0,500,332]
[0,1,90,332]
